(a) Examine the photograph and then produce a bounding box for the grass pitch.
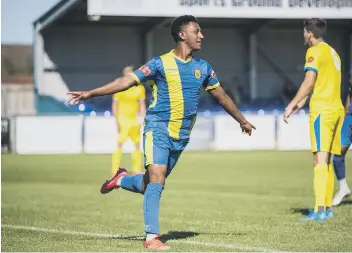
[2,151,352,252]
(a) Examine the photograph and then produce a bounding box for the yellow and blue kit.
[305,42,344,155]
[131,50,220,175]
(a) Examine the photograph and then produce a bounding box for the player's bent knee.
[147,164,167,185]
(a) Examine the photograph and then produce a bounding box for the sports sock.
[144,183,164,236]
[132,149,142,174]
[111,147,122,175]
[333,155,345,181]
[314,163,328,213]
[120,174,144,194]
[325,164,334,209]
[146,233,158,241]
[339,178,349,191]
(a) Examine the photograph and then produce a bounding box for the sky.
[1,0,60,44]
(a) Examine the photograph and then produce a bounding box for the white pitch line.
[2,224,280,252]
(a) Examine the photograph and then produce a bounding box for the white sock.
[146,233,158,241]
[339,178,350,191]
[117,176,124,186]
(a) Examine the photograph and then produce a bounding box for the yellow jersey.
[113,85,146,120]
[304,42,344,111]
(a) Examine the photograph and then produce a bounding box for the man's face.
[179,21,204,51]
[303,27,312,46]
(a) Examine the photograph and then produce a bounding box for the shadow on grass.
[339,200,352,206]
[290,208,310,215]
[105,231,199,242]
[106,230,244,242]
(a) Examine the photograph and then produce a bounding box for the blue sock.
[333,155,345,180]
[120,174,144,194]
[143,183,164,236]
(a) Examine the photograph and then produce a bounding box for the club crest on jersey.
[308,57,314,63]
[211,70,216,78]
[139,65,151,76]
[194,69,201,79]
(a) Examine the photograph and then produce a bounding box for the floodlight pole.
[249,32,258,101]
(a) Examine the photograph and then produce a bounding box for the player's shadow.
[108,231,199,242]
[160,231,199,242]
[290,208,311,215]
[337,200,352,206]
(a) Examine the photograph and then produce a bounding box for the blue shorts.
[341,114,352,147]
[143,130,189,177]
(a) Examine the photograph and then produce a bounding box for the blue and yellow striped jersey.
[131,50,220,140]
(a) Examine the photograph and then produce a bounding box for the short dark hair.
[304,18,327,39]
[170,15,198,42]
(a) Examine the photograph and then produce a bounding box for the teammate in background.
[111,66,146,176]
[284,18,344,221]
[332,71,352,206]
[67,15,256,249]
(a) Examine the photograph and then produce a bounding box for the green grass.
[2,151,352,252]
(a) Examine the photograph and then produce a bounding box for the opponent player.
[111,66,146,176]
[67,15,256,249]
[332,71,351,206]
[284,18,344,221]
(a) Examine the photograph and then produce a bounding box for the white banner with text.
[88,0,352,19]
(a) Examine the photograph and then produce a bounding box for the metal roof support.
[33,23,44,113]
[144,18,173,62]
[37,0,81,32]
[248,20,270,101]
[32,0,81,112]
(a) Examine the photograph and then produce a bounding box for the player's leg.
[102,129,147,195]
[130,123,143,175]
[143,136,187,250]
[165,138,189,177]
[142,131,171,249]
[302,113,331,220]
[332,115,352,205]
[111,121,128,176]
[324,113,342,216]
[332,146,351,206]
[312,151,329,214]
[114,130,167,195]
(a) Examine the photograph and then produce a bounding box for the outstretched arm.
[208,85,256,135]
[67,75,137,105]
